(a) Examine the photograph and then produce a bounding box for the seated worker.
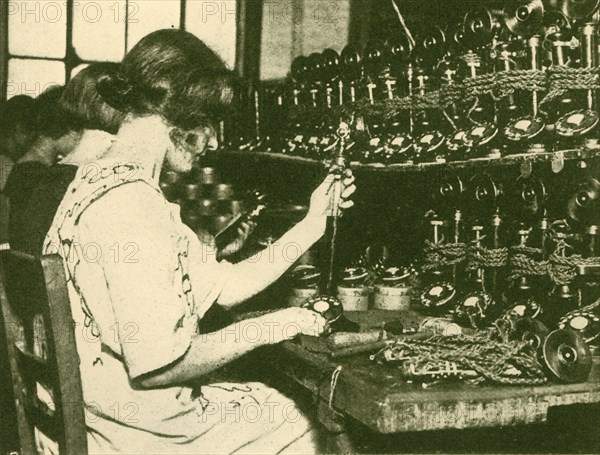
[58,62,125,166]
[0,93,37,455]
[43,29,355,454]
[4,86,82,253]
[6,64,125,255]
[0,95,37,163]
[0,95,37,248]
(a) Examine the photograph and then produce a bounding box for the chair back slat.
[23,390,61,442]
[14,347,56,389]
[0,251,88,454]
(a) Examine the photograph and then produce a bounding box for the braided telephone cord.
[392,334,547,386]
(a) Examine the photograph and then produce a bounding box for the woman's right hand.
[258,307,328,344]
[305,170,356,230]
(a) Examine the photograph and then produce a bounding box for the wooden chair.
[0,299,20,453]
[0,251,87,454]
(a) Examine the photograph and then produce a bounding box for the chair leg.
[0,316,20,453]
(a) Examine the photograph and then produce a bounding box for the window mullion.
[65,0,80,81]
[1,0,9,101]
[180,0,186,31]
[124,0,129,53]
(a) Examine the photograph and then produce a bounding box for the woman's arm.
[87,183,327,387]
[217,172,355,308]
[135,307,326,389]
[217,217,324,307]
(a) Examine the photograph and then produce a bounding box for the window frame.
[1,0,9,102]
[1,0,359,101]
[5,0,78,100]
[1,0,248,100]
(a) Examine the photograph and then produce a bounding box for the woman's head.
[0,95,37,162]
[30,86,83,162]
[33,85,77,139]
[97,29,237,172]
[60,63,125,134]
[98,29,236,130]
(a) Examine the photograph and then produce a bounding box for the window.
[8,59,65,97]
[260,0,350,80]
[3,0,352,99]
[72,1,127,62]
[186,0,237,69]
[4,0,238,99]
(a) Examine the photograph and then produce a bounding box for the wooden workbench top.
[272,311,600,434]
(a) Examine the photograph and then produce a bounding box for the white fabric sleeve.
[182,223,234,319]
[85,183,197,379]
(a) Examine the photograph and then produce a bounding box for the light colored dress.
[42,147,317,454]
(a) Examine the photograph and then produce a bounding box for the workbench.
[268,311,600,452]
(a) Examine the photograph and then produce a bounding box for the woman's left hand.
[219,220,257,258]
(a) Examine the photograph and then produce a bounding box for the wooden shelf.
[212,146,600,174]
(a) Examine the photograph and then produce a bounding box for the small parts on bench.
[371,327,592,385]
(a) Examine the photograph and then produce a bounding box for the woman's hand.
[257,307,328,344]
[305,169,356,230]
[218,220,257,258]
[217,170,355,308]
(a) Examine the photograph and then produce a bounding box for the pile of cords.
[380,333,548,386]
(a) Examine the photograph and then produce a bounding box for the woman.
[0,94,37,164]
[0,93,37,455]
[58,62,125,166]
[4,86,83,252]
[43,30,355,454]
[0,95,36,249]
[7,63,125,254]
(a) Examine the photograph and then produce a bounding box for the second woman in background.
[5,64,124,254]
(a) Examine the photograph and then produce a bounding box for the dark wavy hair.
[34,86,83,140]
[97,29,237,130]
[60,63,125,134]
[0,95,37,161]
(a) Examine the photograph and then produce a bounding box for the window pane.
[7,59,65,99]
[127,0,180,51]
[73,1,126,61]
[300,0,350,55]
[260,1,293,80]
[8,1,67,58]
[259,0,350,81]
[186,0,237,69]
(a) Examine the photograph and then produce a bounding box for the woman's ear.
[169,127,187,148]
[170,127,203,147]
[169,126,217,154]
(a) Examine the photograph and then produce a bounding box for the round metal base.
[504,116,546,141]
[420,283,457,312]
[302,295,344,323]
[555,109,599,137]
[414,130,446,162]
[465,123,499,147]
